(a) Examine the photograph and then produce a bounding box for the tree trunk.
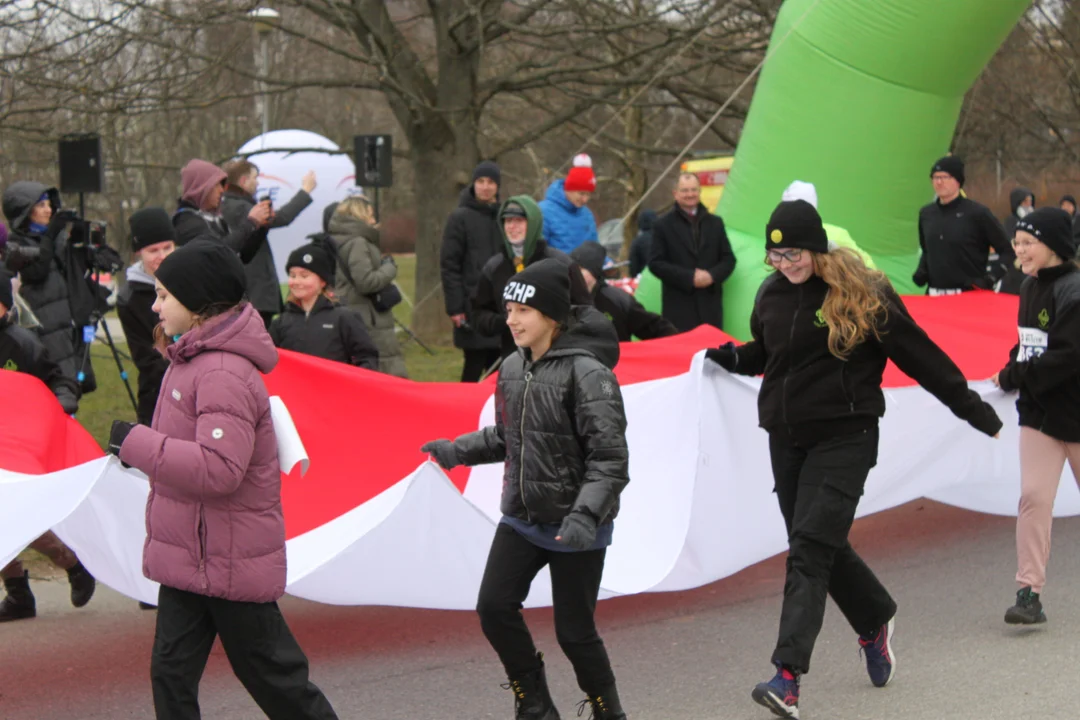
[410,138,478,343]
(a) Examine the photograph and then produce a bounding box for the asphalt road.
[3,500,1074,720]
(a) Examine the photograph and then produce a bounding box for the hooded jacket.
[1004,187,1035,241]
[269,294,379,370]
[220,185,313,315]
[173,161,261,261]
[629,209,657,278]
[1,181,81,386]
[570,241,677,342]
[119,303,285,603]
[440,185,503,351]
[0,315,79,414]
[470,195,592,357]
[728,273,1002,444]
[454,306,629,525]
[117,261,169,425]
[537,178,599,254]
[997,263,1080,442]
[329,212,407,378]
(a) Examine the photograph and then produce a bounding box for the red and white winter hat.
[564,154,597,193]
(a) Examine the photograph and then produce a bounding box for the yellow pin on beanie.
[765,200,828,254]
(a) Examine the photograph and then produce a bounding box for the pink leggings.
[1016,427,1080,593]
[1,531,77,580]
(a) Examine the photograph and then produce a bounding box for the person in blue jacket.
[539,154,599,254]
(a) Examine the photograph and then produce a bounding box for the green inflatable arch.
[703,0,1031,339]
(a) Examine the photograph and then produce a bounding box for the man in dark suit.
[648,173,736,331]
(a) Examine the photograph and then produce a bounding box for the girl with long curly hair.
[706,200,1002,719]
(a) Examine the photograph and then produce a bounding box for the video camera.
[55,209,122,275]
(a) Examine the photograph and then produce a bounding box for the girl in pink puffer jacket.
[108,239,338,720]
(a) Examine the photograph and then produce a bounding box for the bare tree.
[1,0,774,342]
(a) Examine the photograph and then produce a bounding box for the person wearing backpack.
[329,195,407,378]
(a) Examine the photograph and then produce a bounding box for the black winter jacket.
[1,181,83,387]
[592,283,677,342]
[729,273,1002,444]
[0,316,79,414]
[915,195,1013,291]
[220,187,313,315]
[648,204,736,332]
[472,239,592,358]
[997,263,1080,442]
[269,295,379,370]
[440,186,503,351]
[454,306,629,524]
[173,199,261,261]
[116,263,168,425]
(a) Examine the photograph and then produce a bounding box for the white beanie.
[781,180,818,209]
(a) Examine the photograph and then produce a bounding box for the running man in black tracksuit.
[422,260,629,720]
[992,208,1080,626]
[269,243,378,370]
[707,200,1002,719]
[570,241,677,342]
[914,156,1013,295]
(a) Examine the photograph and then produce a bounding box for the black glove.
[912,268,928,288]
[57,390,79,416]
[45,210,70,242]
[108,420,135,459]
[556,511,597,551]
[704,341,738,371]
[421,439,460,470]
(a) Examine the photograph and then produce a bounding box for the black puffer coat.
[454,306,629,525]
[440,186,503,351]
[1,182,83,386]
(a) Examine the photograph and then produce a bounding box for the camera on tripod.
[55,209,122,276]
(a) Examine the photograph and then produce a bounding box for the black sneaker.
[1005,586,1047,625]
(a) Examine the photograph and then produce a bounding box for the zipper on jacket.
[197,505,209,591]
[840,364,855,413]
[519,370,534,523]
[782,286,802,425]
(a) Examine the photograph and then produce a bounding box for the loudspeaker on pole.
[58,133,104,194]
[353,135,393,188]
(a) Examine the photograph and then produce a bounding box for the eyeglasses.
[766,248,803,264]
[1011,239,1039,250]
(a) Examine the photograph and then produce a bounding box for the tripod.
[76,265,138,416]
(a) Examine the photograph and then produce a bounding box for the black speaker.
[58,133,104,194]
[354,134,393,188]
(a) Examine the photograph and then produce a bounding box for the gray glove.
[421,439,460,470]
[556,512,597,551]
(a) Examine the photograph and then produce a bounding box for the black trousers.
[461,347,502,382]
[768,428,897,674]
[259,311,275,330]
[476,523,616,693]
[151,585,338,720]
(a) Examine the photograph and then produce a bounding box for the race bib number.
[1017,326,1048,362]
